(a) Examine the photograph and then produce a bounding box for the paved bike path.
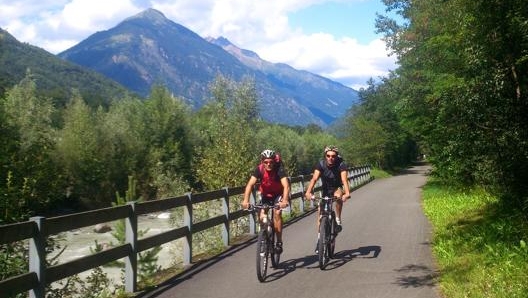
[139,163,440,298]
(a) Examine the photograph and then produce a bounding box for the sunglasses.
[263,161,274,165]
[326,154,337,158]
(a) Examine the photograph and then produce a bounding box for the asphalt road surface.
[139,163,440,298]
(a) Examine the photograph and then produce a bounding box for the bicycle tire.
[270,227,280,268]
[256,229,268,282]
[318,217,329,269]
[328,214,336,258]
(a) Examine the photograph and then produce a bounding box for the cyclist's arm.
[305,169,321,199]
[280,177,290,208]
[340,169,351,201]
[243,175,258,209]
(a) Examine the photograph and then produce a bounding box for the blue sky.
[0,0,398,90]
[289,1,386,43]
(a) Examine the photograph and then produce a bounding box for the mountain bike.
[315,196,341,269]
[248,202,281,282]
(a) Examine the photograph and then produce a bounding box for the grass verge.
[370,167,391,179]
[422,179,528,298]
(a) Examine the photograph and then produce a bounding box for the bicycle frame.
[249,203,280,282]
[317,196,340,269]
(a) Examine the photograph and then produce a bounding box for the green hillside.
[0,28,133,107]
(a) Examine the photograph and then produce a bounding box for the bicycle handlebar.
[307,195,342,202]
[245,203,283,212]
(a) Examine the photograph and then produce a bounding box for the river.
[51,212,180,288]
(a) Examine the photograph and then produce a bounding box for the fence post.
[312,179,321,208]
[298,175,305,213]
[248,187,257,235]
[361,166,365,183]
[183,192,193,266]
[29,216,46,298]
[125,202,137,293]
[221,187,229,247]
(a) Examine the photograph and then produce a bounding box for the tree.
[55,90,106,208]
[375,0,528,206]
[139,85,193,198]
[345,116,389,168]
[1,72,64,221]
[193,76,259,189]
[98,96,150,199]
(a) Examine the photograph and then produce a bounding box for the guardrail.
[0,166,371,297]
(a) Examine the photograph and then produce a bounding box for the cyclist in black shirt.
[305,146,350,252]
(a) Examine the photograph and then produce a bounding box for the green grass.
[370,167,391,179]
[422,180,528,298]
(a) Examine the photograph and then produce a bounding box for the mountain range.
[58,9,359,126]
[1,8,359,126]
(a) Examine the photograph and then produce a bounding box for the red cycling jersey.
[253,164,287,199]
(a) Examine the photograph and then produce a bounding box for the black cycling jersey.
[314,158,347,197]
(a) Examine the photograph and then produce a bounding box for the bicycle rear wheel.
[256,229,268,282]
[318,217,329,269]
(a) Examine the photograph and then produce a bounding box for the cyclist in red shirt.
[242,149,290,254]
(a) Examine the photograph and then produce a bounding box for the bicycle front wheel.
[256,229,268,282]
[270,228,280,268]
[318,217,329,269]
[328,214,336,258]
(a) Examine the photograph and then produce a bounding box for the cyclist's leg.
[314,203,321,253]
[273,196,283,242]
[334,188,344,225]
[272,196,284,253]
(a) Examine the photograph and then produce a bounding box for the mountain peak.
[125,8,169,25]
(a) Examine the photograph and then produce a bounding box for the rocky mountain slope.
[58,9,359,126]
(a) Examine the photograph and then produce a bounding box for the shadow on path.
[271,245,382,276]
[393,264,439,288]
[321,245,382,270]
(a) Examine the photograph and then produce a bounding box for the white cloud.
[254,33,395,89]
[0,0,396,89]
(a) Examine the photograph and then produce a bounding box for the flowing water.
[51,212,180,287]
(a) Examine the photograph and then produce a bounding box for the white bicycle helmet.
[324,145,339,154]
[260,149,276,160]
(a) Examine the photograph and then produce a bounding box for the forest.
[372,0,527,209]
[1,0,526,227]
[0,72,415,225]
